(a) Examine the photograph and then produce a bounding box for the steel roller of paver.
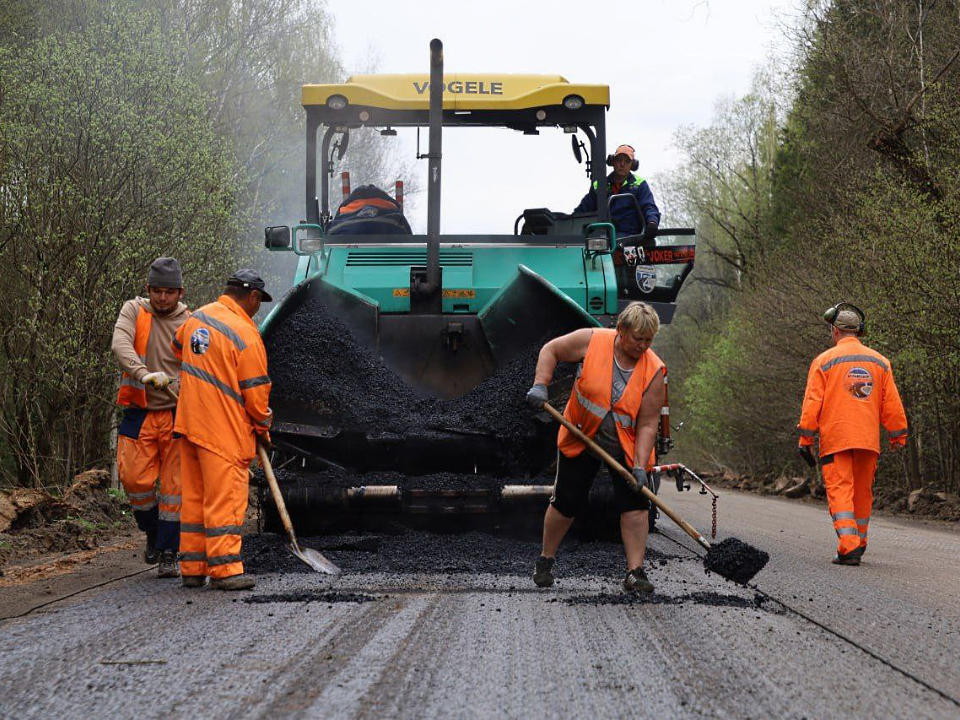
[259,40,699,533]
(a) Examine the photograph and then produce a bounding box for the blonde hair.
[617,301,660,337]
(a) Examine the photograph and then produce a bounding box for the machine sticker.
[646,246,696,264]
[635,265,657,294]
[623,246,644,266]
[845,367,873,399]
[190,327,211,355]
[392,288,476,298]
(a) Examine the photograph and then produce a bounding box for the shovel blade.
[289,544,341,575]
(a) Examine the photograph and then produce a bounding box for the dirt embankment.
[703,470,960,522]
[0,470,136,576]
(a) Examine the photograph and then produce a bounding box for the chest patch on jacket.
[845,367,873,399]
[190,327,211,355]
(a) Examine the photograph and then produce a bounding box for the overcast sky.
[324,0,798,233]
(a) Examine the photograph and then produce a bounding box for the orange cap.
[613,144,635,160]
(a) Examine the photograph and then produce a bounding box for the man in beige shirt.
[112,257,190,578]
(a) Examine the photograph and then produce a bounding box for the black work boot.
[181,575,206,588]
[623,567,654,594]
[210,574,256,591]
[144,531,159,565]
[533,556,555,588]
[832,549,862,566]
[157,550,180,578]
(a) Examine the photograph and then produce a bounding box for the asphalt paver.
[1,490,958,718]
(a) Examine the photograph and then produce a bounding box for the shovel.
[258,443,340,575]
[163,385,339,575]
[541,402,768,584]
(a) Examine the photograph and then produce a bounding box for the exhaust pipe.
[421,38,444,310]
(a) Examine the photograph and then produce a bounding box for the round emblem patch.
[357,206,378,218]
[635,265,657,294]
[845,367,873,399]
[190,327,211,355]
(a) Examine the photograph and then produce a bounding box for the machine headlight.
[587,237,608,251]
[327,94,348,110]
[563,94,585,110]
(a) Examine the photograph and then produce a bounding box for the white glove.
[142,371,172,389]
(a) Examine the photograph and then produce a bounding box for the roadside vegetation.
[661,0,960,505]
[0,0,409,490]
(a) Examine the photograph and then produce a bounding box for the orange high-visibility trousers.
[179,438,249,579]
[116,409,181,551]
[821,449,876,555]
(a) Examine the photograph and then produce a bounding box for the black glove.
[632,467,659,494]
[798,445,816,468]
[525,383,548,410]
[645,222,658,240]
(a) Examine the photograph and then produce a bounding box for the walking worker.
[797,303,908,565]
[172,269,273,590]
[112,257,189,578]
[574,143,660,239]
[525,301,665,593]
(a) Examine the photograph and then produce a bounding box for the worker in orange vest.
[525,301,665,593]
[111,257,189,578]
[797,303,908,565]
[172,269,273,590]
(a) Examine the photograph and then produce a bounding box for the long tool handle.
[543,402,711,550]
[258,443,301,554]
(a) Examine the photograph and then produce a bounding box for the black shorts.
[550,449,650,517]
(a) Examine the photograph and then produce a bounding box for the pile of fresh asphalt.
[563,591,771,609]
[242,531,693,577]
[265,294,573,443]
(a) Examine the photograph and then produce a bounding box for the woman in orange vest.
[525,301,665,593]
[797,303,908,565]
[111,257,189,578]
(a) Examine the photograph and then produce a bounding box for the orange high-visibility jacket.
[797,336,908,456]
[558,329,665,469]
[172,295,272,465]
[116,306,152,408]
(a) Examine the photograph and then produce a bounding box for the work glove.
[798,445,816,468]
[142,371,172,390]
[632,467,660,494]
[525,383,548,410]
[645,222,658,240]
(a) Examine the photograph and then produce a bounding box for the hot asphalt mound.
[242,531,690,577]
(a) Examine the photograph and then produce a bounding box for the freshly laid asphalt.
[1,489,958,719]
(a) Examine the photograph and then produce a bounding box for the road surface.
[1,488,958,718]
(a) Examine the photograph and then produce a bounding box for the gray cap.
[227,268,273,302]
[834,310,862,331]
[147,257,183,288]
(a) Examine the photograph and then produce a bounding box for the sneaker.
[181,575,206,588]
[209,574,256,591]
[533,556,555,588]
[144,532,159,564]
[623,567,654,594]
[832,549,862,566]
[157,550,180,578]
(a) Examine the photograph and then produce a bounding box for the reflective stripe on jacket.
[797,336,908,456]
[172,295,272,465]
[558,329,665,469]
[116,306,152,408]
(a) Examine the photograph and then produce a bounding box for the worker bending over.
[173,269,273,590]
[574,143,660,239]
[797,303,908,565]
[526,302,665,593]
[112,257,189,578]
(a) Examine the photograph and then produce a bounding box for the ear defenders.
[606,144,639,171]
[823,301,865,335]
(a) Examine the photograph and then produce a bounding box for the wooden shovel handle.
[257,443,301,553]
[542,402,711,550]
